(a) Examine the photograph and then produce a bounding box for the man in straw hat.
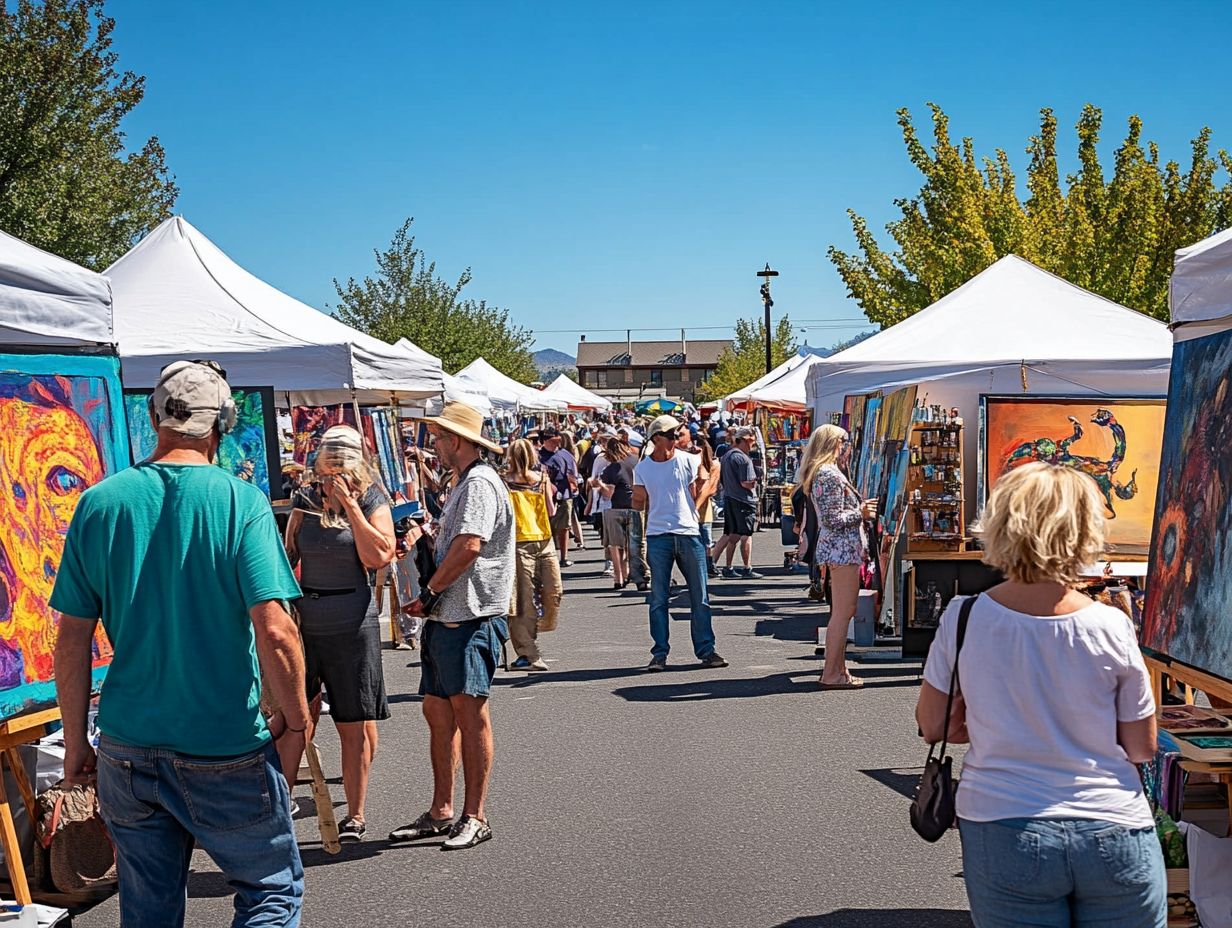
[633,414,728,672]
[52,359,310,926]
[393,400,514,851]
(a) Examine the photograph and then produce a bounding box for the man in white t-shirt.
[633,415,727,672]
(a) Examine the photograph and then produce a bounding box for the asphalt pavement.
[74,529,972,928]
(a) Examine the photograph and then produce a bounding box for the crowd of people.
[46,359,1170,928]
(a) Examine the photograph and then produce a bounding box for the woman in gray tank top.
[285,426,396,843]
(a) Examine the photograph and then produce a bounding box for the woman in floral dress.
[796,424,877,689]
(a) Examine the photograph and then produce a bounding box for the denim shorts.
[959,817,1165,928]
[419,616,509,699]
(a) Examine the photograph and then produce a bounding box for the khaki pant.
[510,538,563,660]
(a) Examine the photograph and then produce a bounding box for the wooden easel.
[1144,653,1232,832]
[0,708,61,905]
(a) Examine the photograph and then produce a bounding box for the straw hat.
[420,400,503,454]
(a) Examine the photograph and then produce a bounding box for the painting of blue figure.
[124,386,281,498]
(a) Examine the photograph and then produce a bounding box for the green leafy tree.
[829,104,1232,324]
[0,0,177,268]
[333,218,538,383]
[696,316,797,402]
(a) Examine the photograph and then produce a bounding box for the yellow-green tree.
[696,317,796,402]
[829,104,1232,324]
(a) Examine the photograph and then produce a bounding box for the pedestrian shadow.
[187,870,232,898]
[613,670,816,702]
[752,612,823,643]
[495,666,649,689]
[860,767,926,801]
[298,837,411,867]
[772,909,971,928]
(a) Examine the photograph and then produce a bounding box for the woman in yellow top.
[503,438,564,671]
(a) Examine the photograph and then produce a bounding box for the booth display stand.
[0,709,61,905]
[905,419,966,554]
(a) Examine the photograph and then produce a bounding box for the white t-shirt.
[923,594,1155,829]
[634,452,700,536]
[591,454,612,514]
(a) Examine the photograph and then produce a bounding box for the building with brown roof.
[575,333,730,404]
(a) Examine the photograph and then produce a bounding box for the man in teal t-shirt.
[51,360,311,928]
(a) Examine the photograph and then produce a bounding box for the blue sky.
[109,0,1232,355]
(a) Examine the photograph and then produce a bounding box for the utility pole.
[757,263,779,374]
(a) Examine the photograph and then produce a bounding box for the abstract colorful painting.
[292,404,358,466]
[0,353,128,720]
[1142,329,1232,682]
[125,387,281,498]
[362,406,408,501]
[981,396,1165,550]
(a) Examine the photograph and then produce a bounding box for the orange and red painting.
[0,357,125,719]
[982,397,1166,550]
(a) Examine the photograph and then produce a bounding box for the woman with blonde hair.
[916,463,1163,926]
[285,425,396,842]
[796,424,876,689]
[503,438,562,671]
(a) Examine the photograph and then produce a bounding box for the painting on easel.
[1142,328,1232,683]
[292,403,358,466]
[0,353,128,720]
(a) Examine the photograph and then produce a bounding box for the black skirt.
[302,623,390,723]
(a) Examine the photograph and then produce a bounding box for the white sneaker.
[442,815,492,851]
[602,562,614,578]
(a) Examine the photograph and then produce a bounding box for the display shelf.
[906,419,967,555]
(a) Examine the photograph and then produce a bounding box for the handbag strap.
[933,594,977,762]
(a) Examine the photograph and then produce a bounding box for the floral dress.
[810,463,866,567]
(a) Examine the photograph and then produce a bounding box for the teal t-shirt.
[49,462,302,756]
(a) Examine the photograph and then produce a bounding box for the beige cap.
[151,360,233,438]
[646,414,683,442]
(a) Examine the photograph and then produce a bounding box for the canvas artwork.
[981,396,1165,549]
[292,404,358,466]
[362,406,408,501]
[1142,328,1232,682]
[125,387,280,498]
[0,353,128,720]
[853,395,882,497]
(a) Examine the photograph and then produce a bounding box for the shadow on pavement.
[860,767,925,800]
[613,670,815,702]
[773,909,971,928]
[495,666,649,689]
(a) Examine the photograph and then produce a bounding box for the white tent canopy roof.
[747,353,825,410]
[724,353,810,406]
[1170,225,1232,328]
[541,372,612,411]
[391,338,494,417]
[0,229,113,347]
[455,357,567,413]
[108,217,444,402]
[807,254,1173,406]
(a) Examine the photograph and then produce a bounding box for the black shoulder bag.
[909,594,976,842]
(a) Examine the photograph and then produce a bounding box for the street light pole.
[757,263,779,374]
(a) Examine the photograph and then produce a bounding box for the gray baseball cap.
[151,360,233,438]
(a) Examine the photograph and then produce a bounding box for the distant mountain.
[533,348,575,369]
[533,348,577,381]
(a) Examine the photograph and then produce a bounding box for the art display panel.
[292,404,358,466]
[981,396,1165,550]
[125,386,281,498]
[0,353,128,720]
[1142,329,1232,682]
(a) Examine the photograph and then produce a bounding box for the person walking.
[560,431,587,551]
[633,415,727,672]
[599,436,637,590]
[284,425,396,842]
[52,360,309,928]
[916,463,1164,927]
[711,427,763,580]
[503,438,562,671]
[539,425,580,567]
[797,424,876,689]
[393,401,514,851]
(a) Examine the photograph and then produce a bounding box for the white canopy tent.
[1170,225,1232,337]
[0,230,114,347]
[806,255,1173,513]
[723,348,826,408]
[746,353,826,411]
[541,372,612,411]
[391,338,492,417]
[455,357,567,414]
[107,217,444,404]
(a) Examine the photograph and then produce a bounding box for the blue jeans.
[959,818,1165,928]
[97,736,302,928]
[646,533,716,660]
